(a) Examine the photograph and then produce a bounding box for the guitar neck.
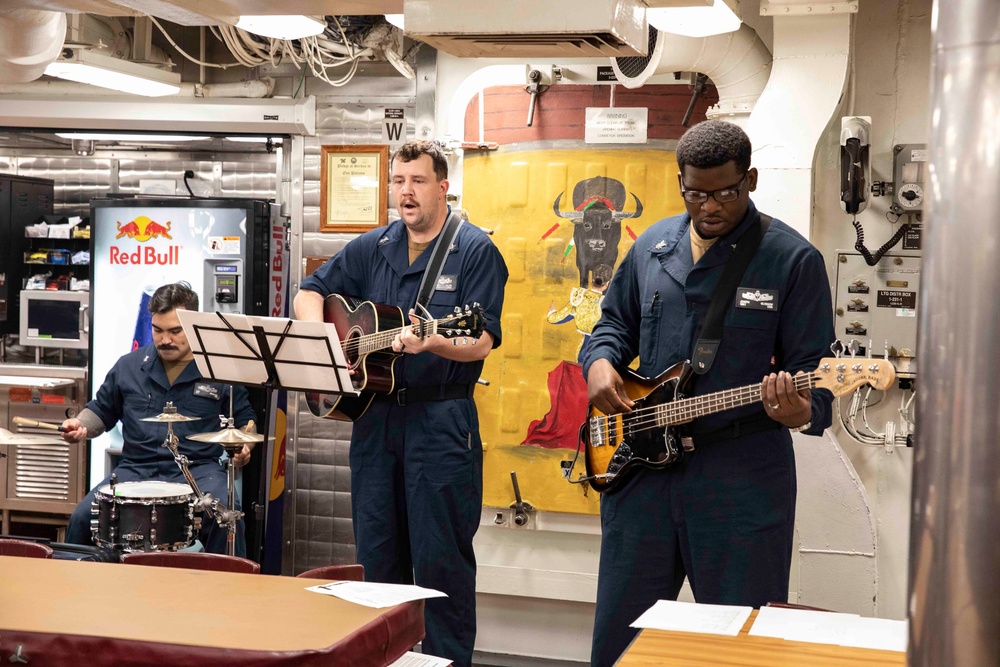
[657,373,817,427]
[353,320,437,355]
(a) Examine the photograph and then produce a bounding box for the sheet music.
[749,606,907,652]
[630,600,753,636]
[306,581,448,608]
[387,651,452,667]
[178,310,356,394]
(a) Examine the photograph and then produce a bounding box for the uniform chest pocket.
[429,291,462,307]
[725,307,779,332]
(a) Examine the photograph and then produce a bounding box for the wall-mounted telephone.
[890,143,927,215]
[840,116,872,215]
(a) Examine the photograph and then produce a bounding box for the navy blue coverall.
[66,344,256,556]
[583,201,835,666]
[300,217,507,667]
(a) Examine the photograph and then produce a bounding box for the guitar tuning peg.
[830,340,844,358]
[847,339,859,358]
[454,306,461,314]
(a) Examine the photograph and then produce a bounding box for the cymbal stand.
[214,412,246,558]
[161,421,219,523]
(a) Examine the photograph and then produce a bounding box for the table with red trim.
[0,556,424,667]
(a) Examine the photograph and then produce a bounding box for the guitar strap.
[691,212,772,375]
[414,209,464,313]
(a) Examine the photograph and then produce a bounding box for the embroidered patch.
[736,287,779,311]
[193,383,221,400]
[436,275,457,292]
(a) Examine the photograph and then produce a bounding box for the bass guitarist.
[293,140,507,667]
[583,120,835,666]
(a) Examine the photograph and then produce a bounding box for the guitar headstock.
[813,357,896,396]
[436,304,486,338]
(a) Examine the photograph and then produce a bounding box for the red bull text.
[109,245,180,265]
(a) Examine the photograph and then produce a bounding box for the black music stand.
[176,311,354,395]
[176,310,355,564]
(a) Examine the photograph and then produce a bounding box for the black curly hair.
[676,120,752,174]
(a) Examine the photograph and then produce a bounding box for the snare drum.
[91,481,201,552]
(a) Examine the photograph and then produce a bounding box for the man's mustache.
[157,345,178,350]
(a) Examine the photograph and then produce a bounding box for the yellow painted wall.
[465,148,686,514]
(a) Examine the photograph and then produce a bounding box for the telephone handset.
[840,116,872,215]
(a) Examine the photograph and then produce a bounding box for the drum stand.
[153,402,245,556]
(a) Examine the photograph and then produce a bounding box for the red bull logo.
[115,216,173,241]
[110,216,180,265]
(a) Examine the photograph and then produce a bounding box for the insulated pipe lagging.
[0,9,66,83]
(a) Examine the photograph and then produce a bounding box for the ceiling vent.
[405,0,648,58]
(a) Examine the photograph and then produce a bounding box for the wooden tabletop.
[617,609,906,666]
[0,556,419,653]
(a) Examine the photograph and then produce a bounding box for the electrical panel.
[834,251,920,377]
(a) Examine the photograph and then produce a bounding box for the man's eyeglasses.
[680,175,748,204]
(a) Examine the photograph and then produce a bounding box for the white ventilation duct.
[0,9,66,83]
[611,24,772,120]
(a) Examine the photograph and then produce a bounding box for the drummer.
[62,282,257,557]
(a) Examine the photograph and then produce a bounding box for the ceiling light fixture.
[55,133,210,142]
[235,15,327,40]
[43,49,181,97]
[646,0,742,38]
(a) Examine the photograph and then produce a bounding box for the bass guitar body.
[582,361,694,494]
[304,295,403,422]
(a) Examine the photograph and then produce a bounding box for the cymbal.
[187,427,265,445]
[140,411,199,423]
[0,428,65,446]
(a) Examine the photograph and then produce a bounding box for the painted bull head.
[553,176,643,288]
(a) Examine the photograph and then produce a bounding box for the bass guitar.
[581,356,896,494]
[305,294,485,422]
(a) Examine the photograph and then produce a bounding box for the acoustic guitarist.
[583,120,836,666]
[292,140,507,667]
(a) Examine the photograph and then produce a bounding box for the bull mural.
[552,176,642,289]
[524,176,645,452]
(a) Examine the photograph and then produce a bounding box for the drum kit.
[3,399,264,558]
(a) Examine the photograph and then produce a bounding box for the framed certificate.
[319,144,389,232]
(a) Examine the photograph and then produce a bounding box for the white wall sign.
[382,108,406,147]
[585,107,648,144]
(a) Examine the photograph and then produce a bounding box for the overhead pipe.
[909,0,1000,664]
[611,24,773,120]
[0,9,66,83]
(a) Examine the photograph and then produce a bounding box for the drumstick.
[12,416,65,432]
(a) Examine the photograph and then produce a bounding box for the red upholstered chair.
[121,551,260,574]
[0,538,53,559]
[296,564,365,581]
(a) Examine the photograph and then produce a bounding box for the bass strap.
[414,209,464,312]
[691,212,772,375]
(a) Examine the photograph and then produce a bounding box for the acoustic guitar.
[305,294,485,422]
[581,356,896,494]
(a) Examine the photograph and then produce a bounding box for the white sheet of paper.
[178,310,356,394]
[630,600,753,636]
[306,581,448,608]
[749,606,907,652]
[386,651,453,667]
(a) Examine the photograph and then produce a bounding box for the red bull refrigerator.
[89,197,287,566]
